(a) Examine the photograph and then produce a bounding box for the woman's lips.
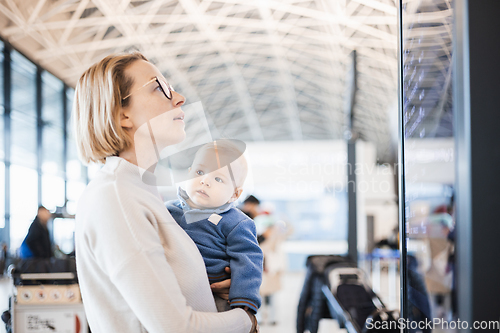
[173,112,185,121]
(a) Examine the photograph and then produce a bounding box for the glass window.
[66,88,87,215]
[0,110,3,161]
[0,162,4,228]
[66,88,80,175]
[42,174,65,211]
[1,41,5,161]
[42,71,64,176]
[11,51,37,169]
[53,218,75,254]
[0,42,3,228]
[41,71,65,210]
[42,71,63,129]
[10,50,38,251]
[401,0,456,328]
[0,40,3,108]
[66,180,85,215]
[10,165,38,250]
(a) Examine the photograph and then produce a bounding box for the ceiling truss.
[0,0,400,161]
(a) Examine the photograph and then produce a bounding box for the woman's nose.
[171,91,185,108]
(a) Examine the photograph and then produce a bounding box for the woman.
[73,53,258,332]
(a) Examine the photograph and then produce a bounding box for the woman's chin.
[160,129,186,147]
[173,129,186,144]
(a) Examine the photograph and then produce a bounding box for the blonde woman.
[73,53,258,333]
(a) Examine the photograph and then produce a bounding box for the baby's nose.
[200,179,210,187]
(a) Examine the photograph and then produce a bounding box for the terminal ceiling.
[0,0,404,162]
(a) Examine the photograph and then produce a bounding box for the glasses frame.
[122,76,174,101]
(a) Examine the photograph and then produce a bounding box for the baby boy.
[166,140,263,313]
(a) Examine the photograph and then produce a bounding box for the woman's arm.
[78,183,253,333]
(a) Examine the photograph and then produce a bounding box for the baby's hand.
[210,267,231,300]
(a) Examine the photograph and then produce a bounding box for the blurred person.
[1,243,7,260]
[423,205,454,320]
[166,141,263,314]
[73,53,258,333]
[241,195,269,244]
[254,204,288,326]
[0,242,7,274]
[20,206,53,258]
[241,195,260,219]
[54,245,68,259]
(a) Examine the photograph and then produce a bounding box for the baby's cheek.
[184,181,196,197]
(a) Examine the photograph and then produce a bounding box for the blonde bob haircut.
[73,52,148,164]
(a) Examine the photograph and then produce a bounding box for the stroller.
[297,255,399,333]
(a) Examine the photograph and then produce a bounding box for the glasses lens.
[158,79,172,99]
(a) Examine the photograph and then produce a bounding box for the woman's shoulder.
[77,163,148,215]
[82,158,147,196]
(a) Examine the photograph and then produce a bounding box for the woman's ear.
[120,108,134,130]
[228,187,243,203]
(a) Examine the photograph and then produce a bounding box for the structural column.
[346,51,358,263]
[1,45,11,248]
[454,0,500,329]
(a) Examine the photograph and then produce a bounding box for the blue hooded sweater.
[166,189,263,313]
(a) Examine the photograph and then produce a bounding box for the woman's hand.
[210,267,231,300]
[243,307,259,333]
[210,268,258,332]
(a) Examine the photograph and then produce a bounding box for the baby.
[166,140,263,314]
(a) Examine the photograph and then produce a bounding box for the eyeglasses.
[122,76,174,101]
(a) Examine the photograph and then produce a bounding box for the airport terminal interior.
[0,0,499,332]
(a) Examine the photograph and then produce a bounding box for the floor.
[259,264,400,333]
[0,268,399,333]
[259,271,344,333]
[0,272,325,333]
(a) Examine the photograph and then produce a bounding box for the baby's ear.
[228,187,243,203]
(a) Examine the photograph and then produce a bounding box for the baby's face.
[184,149,242,209]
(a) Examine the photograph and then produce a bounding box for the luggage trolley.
[297,255,399,333]
[322,261,399,333]
[6,259,88,333]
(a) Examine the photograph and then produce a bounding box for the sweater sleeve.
[81,184,252,333]
[225,218,264,313]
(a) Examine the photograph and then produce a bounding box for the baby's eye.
[215,177,223,183]
[196,170,204,176]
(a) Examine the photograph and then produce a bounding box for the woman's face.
[121,60,186,149]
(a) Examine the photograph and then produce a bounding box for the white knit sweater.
[75,156,252,333]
